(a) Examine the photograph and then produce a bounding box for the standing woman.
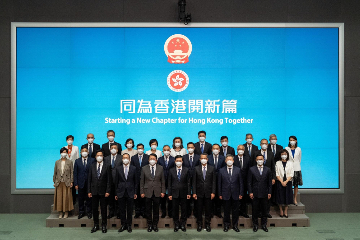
[285,136,302,205]
[65,135,79,205]
[275,150,294,217]
[170,137,187,157]
[145,139,163,159]
[121,138,138,158]
[53,147,74,219]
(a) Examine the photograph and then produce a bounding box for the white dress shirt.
[227,166,233,176]
[238,155,244,169]
[82,157,87,166]
[97,161,103,173]
[261,149,268,161]
[123,164,130,175]
[149,164,157,175]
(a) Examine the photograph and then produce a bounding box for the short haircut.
[200,153,208,158]
[80,146,88,151]
[280,149,289,161]
[66,135,74,140]
[245,133,253,138]
[187,142,195,147]
[122,153,130,158]
[163,145,170,149]
[149,139,158,146]
[110,143,118,148]
[220,136,228,141]
[260,138,268,143]
[137,143,144,148]
[149,153,157,160]
[60,147,68,154]
[125,138,134,148]
[198,130,206,136]
[212,143,220,148]
[175,155,183,161]
[225,154,234,160]
[269,134,276,139]
[95,149,104,155]
[288,135,298,148]
[255,154,264,159]
[107,130,115,135]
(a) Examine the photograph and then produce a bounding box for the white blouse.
[285,146,302,171]
[170,148,187,157]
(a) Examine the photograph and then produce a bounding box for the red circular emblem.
[167,70,189,92]
[164,34,192,64]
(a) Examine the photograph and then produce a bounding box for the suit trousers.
[196,197,212,226]
[92,195,107,226]
[213,193,222,216]
[107,183,119,216]
[160,193,172,217]
[239,183,249,215]
[145,194,160,226]
[172,197,187,226]
[78,184,92,214]
[223,198,239,227]
[186,195,195,217]
[135,186,146,216]
[118,190,134,227]
[72,185,77,205]
[252,197,268,227]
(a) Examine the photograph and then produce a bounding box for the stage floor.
[0,213,359,240]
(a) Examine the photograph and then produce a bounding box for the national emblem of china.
[164,34,192,64]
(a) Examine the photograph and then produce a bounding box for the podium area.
[46,193,309,229]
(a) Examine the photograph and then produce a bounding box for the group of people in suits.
[52,130,303,233]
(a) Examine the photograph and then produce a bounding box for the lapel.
[119,165,126,181]
[204,165,210,182]
[253,166,262,181]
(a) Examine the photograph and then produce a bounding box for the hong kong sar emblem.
[164,34,192,64]
[167,70,189,92]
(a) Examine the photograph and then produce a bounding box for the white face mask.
[163,151,170,156]
[126,143,133,149]
[81,152,88,158]
[175,142,181,148]
[199,137,205,142]
[123,159,130,165]
[110,148,117,154]
[237,150,244,155]
[87,138,94,144]
[151,145,157,150]
[226,160,233,166]
[246,138,252,144]
[108,136,114,142]
[290,141,296,146]
[137,149,144,154]
[60,153,67,158]
[257,160,264,166]
[96,156,103,162]
[200,159,207,165]
[175,162,182,167]
[270,140,277,145]
[188,148,194,154]
[149,160,156,166]
[213,149,219,155]
[67,140,73,145]
[261,144,268,150]
[281,155,287,160]
[221,141,228,147]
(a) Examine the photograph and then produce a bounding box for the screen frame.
[11,22,344,194]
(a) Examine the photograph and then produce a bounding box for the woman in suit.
[170,137,187,157]
[285,136,302,205]
[275,149,294,218]
[121,138,138,158]
[145,139,163,159]
[53,147,74,218]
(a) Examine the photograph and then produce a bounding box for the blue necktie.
[272,145,276,157]
[178,169,181,181]
[203,166,206,180]
[201,144,204,153]
[112,156,115,168]
[139,155,142,166]
[165,157,168,167]
[263,152,266,164]
[224,148,227,156]
[97,164,100,179]
[151,166,155,178]
[83,159,86,167]
[259,167,263,176]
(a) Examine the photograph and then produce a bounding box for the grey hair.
[269,134,277,139]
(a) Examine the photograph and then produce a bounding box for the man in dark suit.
[192,153,216,232]
[81,133,101,158]
[140,154,166,232]
[194,130,212,155]
[131,143,149,218]
[218,155,244,232]
[251,139,276,218]
[88,150,112,233]
[268,134,283,162]
[248,154,272,233]
[168,155,191,232]
[74,147,94,219]
[101,130,122,157]
[219,136,236,156]
[243,133,258,159]
[115,153,138,233]
[104,143,122,219]
[182,142,200,217]
[157,145,175,218]
[208,143,226,218]
[234,144,251,218]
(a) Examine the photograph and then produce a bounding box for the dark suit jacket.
[131,154,149,178]
[243,143,259,158]
[194,142,212,155]
[104,154,123,183]
[218,166,244,200]
[182,154,200,177]
[208,154,226,173]
[74,157,94,189]
[234,154,251,183]
[140,164,166,198]
[268,144,284,162]
[114,164,138,198]
[102,141,122,157]
[88,161,112,196]
[219,146,236,156]
[251,149,276,180]
[192,164,216,198]
[157,155,175,188]
[247,165,272,199]
[81,143,100,158]
[168,167,191,198]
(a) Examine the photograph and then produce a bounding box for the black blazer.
[88,161,112,196]
[168,167,191,198]
[218,166,244,200]
[131,154,150,178]
[243,143,259,158]
[234,154,251,183]
[157,155,175,188]
[114,164,138,198]
[194,142,212,155]
[192,164,216,198]
[182,154,200,177]
[207,154,226,173]
[101,141,122,157]
[81,143,100,158]
[74,157,94,189]
[104,154,123,183]
[219,146,236,156]
[251,149,276,180]
[268,144,284,162]
[247,165,272,199]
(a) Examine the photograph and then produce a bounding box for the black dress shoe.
[181,225,186,232]
[253,225,258,232]
[78,213,84,219]
[243,214,250,218]
[197,225,202,232]
[87,213,92,219]
[117,215,121,219]
[107,214,114,219]
[262,225,268,232]
[134,213,141,218]
[233,226,240,232]
[153,225,159,232]
[216,214,223,218]
[223,227,228,232]
[147,225,153,232]
[161,213,166,218]
[267,213,272,218]
[91,225,99,233]
[118,225,126,232]
[102,226,107,233]
[127,226,132,233]
[206,225,211,232]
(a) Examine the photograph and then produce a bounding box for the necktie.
[83,159,86,167]
[203,166,206,180]
[215,156,218,169]
[178,169,181,181]
[139,155,142,165]
[240,157,243,169]
[165,157,168,167]
[249,145,251,157]
[228,168,232,178]
[97,163,101,179]
[263,151,266,164]
[272,145,275,156]
[201,144,204,153]
[151,166,155,178]
[112,156,115,168]
[190,156,193,167]
[89,144,92,157]
[224,147,227,156]
[259,167,263,176]
[125,166,128,180]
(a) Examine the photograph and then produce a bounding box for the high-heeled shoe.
[279,214,284,218]
[284,215,288,218]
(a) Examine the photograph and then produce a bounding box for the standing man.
[140,154,166,232]
[218,155,243,232]
[192,153,216,232]
[81,133,100,159]
[219,136,235,156]
[88,150,111,233]
[157,145,175,218]
[243,133,258,159]
[248,154,272,233]
[115,153,138,233]
[74,147,94,219]
[168,155,191,232]
[194,130,212,155]
[268,134,283,162]
[102,130,122,158]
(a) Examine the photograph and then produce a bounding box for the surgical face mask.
[199,137,205,142]
[257,160,264,166]
[237,150,244,155]
[213,149,219,155]
[137,149,144,154]
[188,148,194,154]
[126,143,133,149]
[81,152,88,158]
[246,138,252,144]
[60,153,67,158]
[261,144,268,150]
[151,145,157,150]
[270,140,277,145]
[163,151,170,156]
[226,160,233,166]
[175,162,182,167]
[67,140,73,145]
[96,156,103,162]
[281,155,287,160]
[149,160,156,166]
[290,141,296,146]
[87,138,94,144]
[123,159,130,165]
[200,159,207,165]
[108,136,114,142]
[110,148,117,154]
[175,142,181,148]
[221,141,228,147]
